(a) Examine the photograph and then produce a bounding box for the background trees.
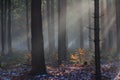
[0,0,119,78]
[0,0,12,55]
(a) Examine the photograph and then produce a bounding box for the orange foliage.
[77,48,86,55]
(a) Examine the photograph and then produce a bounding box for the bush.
[0,52,31,68]
[69,48,94,64]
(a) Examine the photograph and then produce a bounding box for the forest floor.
[0,63,119,80]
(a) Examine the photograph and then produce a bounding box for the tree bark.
[1,0,7,55]
[88,0,92,50]
[50,0,55,55]
[80,21,84,48]
[47,0,55,59]
[26,0,30,52]
[106,0,112,52]
[100,0,106,53]
[0,0,4,55]
[80,0,84,49]
[4,0,7,54]
[58,0,67,65]
[94,0,101,79]
[30,0,47,75]
[116,0,120,54]
[7,0,12,54]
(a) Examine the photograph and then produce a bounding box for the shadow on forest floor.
[0,63,119,80]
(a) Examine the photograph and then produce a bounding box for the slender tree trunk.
[50,0,55,55]
[102,0,109,53]
[94,0,101,79]
[58,0,67,65]
[0,0,2,55]
[4,0,7,54]
[30,0,46,75]
[116,0,120,54]
[7,0,12,54]
[106,0,111,52]
[1,0,7,55]
[101,0,106,53]
[46,0,51,62]
[80,0,84,49]
[58,0,62,65]
[0,0,4,55]
[104,0,109,53]
[108,30,112,49]
[26,0,30,52]
[47,0,55,59]
[88,0,92,50]
[80,21,84,48]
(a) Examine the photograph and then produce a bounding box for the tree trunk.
[47,0,55,60]
[7,0,12,54]
[80,0,84,49]
[1,0,7,55]
[108,30,112,50]
[58,0,67,65]
[50,0,55,55]
[94,0,101,79]
[30,0,47,75]
[100,0,106,53]
[80,20,84,48]
[4,0,7,54]
[106,0,111,52]
[88,0,92,50]
[26,0,30,52]
[116,0,120,54]
[0,0,4,55]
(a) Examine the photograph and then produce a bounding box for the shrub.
[0,52,31,68]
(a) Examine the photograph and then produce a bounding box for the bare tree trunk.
[1,0,7,55]
[30,0,46,75]
[100,0,106,54]
[116,0,120,54]
[50,0,55,55]
[58,0,67,65]
[26,0,30,52]
[88,0,92,50]
[0,0,4,55]
[7,0,12,54]
[106,0,112,52]
[0,0,2,55]
[80,20,84,48]
[94,0,101,79]
[80,0,84,49]
[47,0,55,60]
[4,0,7,54]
